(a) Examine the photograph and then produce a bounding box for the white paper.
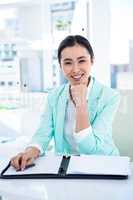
[4,154,62,175]
[67,155,131,176]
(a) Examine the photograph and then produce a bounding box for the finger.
[20,155,28,171]
[26,157,34,166]
[11,154,23,170]
[80,75,88,85]
[20,154,34,170]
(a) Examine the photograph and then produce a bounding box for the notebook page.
[4,154,62,175]
[67,155,131,175]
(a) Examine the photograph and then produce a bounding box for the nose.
[72,62,80,73]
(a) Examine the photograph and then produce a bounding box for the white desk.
[0,142,133,200]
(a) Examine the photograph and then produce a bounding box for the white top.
[29,78,93,154]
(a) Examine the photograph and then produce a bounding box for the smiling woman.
[11,35,121,171]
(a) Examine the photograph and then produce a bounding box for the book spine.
[58,156,70,176]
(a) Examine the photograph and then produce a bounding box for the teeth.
[73,75,82,79]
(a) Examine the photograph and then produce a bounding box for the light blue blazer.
[31,77,120,155]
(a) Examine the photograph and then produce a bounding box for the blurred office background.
[0,0,133,158]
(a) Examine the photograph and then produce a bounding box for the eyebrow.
[63,58,72,62]
[77,56,87,60]
[63,56,87,62]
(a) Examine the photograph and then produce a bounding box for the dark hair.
[57,35,94,64]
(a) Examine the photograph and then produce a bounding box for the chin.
[71,81,81,85]
[69,78,81,85]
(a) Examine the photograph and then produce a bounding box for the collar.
[86,76,93,100]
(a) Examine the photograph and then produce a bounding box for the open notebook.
[0,154,131,179]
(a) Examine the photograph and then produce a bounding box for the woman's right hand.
[11,147,40,171]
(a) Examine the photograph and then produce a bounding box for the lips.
[71,74,84,81]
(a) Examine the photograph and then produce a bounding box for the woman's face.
[60,44,93,86]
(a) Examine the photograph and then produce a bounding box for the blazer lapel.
[88,78,103,123]
[55,83,69,153]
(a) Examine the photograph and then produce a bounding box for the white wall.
[18,4,43,40]
[71,0,88,37]
[41,0,53,89]
[110,0,133,64]
[14,4,43,91]
[88,0,111,86]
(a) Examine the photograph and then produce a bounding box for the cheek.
[84,64,92,73]
[61,67,71,77]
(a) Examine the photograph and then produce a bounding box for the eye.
[64,62,72,65]
[79,60,86,63]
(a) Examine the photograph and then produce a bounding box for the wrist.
[25,147,40,158]
[75,102,88,110]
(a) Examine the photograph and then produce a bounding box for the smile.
[71,74,84,81]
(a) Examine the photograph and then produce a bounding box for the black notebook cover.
[0,155,129,180]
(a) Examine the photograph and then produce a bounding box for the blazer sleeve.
[75,90,121,155]
[30,93,54,154]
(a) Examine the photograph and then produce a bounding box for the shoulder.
[93,78,121,104]
[46,83,68,106]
